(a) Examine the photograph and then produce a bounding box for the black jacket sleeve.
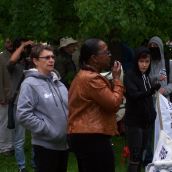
[124,72,160,100]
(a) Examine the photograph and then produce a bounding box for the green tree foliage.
[50,0,79,40]
[0,0,79,43]
[10,0,53,40]
[0,0,172,46]
[74,0,172,45]
[0,0,12,38]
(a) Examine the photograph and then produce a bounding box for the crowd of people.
[0,35,171,172]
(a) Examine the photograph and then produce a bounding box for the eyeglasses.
[97,50,111,56]
[38,55,55,60]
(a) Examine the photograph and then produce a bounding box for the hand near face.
[159,74,167,81]
[112,61,121,80]
[159,87,166,95]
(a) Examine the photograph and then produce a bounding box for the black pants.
[68,134,115,172]
[143,125,154,166]
[33,145,68,172]
[126,126,149,172]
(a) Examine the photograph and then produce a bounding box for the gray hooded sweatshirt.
[148,36,172,97]
[16,69,68,150]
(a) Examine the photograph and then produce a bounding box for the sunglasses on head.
[38,55,55,60]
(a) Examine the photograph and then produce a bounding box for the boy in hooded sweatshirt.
[124,47,160,172]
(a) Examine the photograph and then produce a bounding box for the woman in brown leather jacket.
[68,38,124,172]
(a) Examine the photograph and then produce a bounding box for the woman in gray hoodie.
[16,44,68,172]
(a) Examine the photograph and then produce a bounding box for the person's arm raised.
[10,40,33,64]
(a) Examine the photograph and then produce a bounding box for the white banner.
[154,93,172,151]
[146,130,172,172]
[153,130,172,162]
[146,93,172,172]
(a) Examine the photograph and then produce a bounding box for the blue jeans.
[14,104,26,169]
[14,105,36,169]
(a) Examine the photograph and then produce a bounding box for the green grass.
[0,132,133,172]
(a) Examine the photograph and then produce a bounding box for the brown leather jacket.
[68,69,124,136]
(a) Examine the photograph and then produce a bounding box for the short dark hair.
[79,38,101,68]
[30,44,53,59]
[135,46,151,60]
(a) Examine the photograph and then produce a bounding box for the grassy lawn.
[0,131,132,172]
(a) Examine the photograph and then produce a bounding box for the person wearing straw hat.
[54,37,78,89]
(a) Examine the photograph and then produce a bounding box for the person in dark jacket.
[0,38,14,155]
[7,38,34,172]
[124,47,161,172]
[54,37,78,89]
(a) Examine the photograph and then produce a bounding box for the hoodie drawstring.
[142,74,151,91]
[47,80,68,120]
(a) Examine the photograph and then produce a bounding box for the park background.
[0,0,172,49]
[0,1,172,171]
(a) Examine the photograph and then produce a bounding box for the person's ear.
[33,58,38,67]
[90,54,98,63]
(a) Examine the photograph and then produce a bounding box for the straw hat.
[59,37,78,49]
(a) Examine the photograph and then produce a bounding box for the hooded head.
[134,46,151,75]
[148,36,164,61]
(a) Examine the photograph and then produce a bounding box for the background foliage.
[0,0,172,47]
